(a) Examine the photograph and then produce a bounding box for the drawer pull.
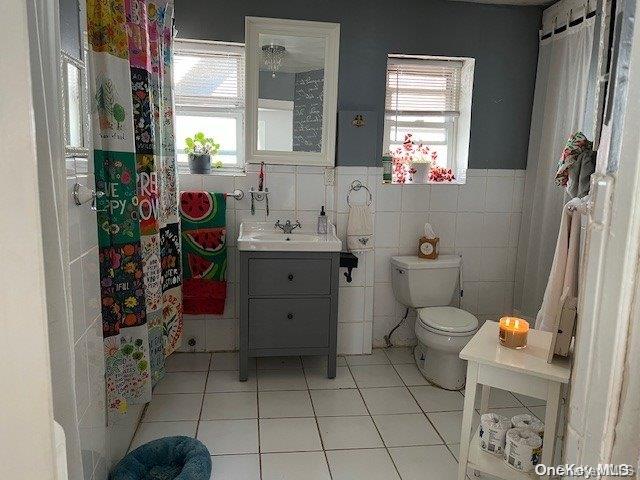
[287,273,294,281]
[287,312,294,320]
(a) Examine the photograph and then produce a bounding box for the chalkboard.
[293,69,324,152]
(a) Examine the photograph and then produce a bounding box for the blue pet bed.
[109,436,212,480]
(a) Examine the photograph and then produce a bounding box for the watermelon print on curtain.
[87,0,182,421]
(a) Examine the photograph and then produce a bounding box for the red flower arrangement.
[390,134,433,184]
[429,166,456,182]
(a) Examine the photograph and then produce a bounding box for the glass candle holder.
[499,317,529,349]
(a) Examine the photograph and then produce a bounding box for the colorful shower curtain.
[87,0,182,420]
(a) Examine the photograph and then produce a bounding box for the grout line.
[194,353,212,439]
[256,357,263,480]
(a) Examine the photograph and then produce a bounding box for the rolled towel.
[347,204,374,252]
[503,427,543,472]
[511,414,544,439]
[478,413,511,455]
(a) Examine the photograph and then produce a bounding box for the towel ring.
[346,180,373,206]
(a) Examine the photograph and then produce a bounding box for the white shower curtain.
[514,17,596,319]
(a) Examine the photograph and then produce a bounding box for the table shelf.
[468,437,538,480]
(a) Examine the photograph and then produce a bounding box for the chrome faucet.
[275,219,301,234]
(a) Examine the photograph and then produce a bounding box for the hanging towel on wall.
[555,132,595,197]
[180,192,227,314]
[347,204,374,252]
[535,198,582,332]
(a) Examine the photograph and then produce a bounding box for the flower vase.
[188,154,211,174]
[412,162,432,184]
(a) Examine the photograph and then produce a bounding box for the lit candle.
[499,317,529,349]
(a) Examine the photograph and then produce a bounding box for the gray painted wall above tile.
[175,0,542,169]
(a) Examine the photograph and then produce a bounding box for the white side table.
[457,321,571,480]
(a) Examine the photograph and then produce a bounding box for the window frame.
[383,54,474,184]
[173,39,246,174]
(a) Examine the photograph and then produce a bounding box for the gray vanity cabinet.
[239,251,340,381]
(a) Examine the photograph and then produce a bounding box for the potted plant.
[390,134,435,184]
[185,132,220,174]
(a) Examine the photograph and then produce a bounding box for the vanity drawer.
[248,298,330,349]
[248,258,331,296]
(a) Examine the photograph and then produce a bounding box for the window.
[384,55,474,184]
[173,40,245,171]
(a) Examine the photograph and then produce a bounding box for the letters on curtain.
[87,0,182,420]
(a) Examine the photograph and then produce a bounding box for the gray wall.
[176,0,542,169]
[259,71,295,101]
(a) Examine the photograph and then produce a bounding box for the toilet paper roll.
[511,414,544,438]
[503,427,543,472]
[477,413,511,455]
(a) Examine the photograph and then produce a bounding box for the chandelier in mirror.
[262,43,286,78]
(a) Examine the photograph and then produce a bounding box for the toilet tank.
[391,255,460,308]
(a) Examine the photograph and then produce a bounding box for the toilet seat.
[417,306,478,335]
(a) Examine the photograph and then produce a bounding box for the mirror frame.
[245,17,340,166]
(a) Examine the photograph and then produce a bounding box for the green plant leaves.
[184,131,220,156]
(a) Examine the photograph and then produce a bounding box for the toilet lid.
[417,307,478,334]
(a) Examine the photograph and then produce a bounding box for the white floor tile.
[259,418,322,453]
[259,390,314,418]
[326,448,401,480]
[360,387,420,415]
[261,451,331,480]
[206,371,256,393]
[131,421,197,449]
[143,394,203,422]
[305,366,356,390]
[301,355,347,369]
[310,389,368,417]
[345,350,390,366]
[200,392,257,420]
[384,347,415,364]
[427,411,480,444]
[210,454,260,480]
[373,414,442,447]
[165,353,211,372]
[350,365,403,388]
[528,406,546,421]
[513,393,546,407]
[197,419,259,455]
[485,407,531,418]
[409,386,465,412]
[210,352,245,371]
[153,372,207,394]
[394,364,429,386]
[389,445,458,480]
[257,356,303,370]
[317,416,383,450]
[258,369,308,391]
[471,386,522,409]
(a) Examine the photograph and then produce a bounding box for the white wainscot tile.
[264,172,296,211]
[375,212,400,247]
[203,175,236,209]
[429,184,459,212]
[455,213,484,248]
[336,173,365,213]
[363,251,375,286]
[507,247,518,280]
[486,169,516,177]
[466,169,487,177]
[78,174,98,252]
[482,213,510,247]
[338,286,365,323]
[374,248,397,283]
[461,281,479,314]
[233,174,260,212]
[206,317,237,351]
[485,176,514,212]
[296,173,326,211]
[70,259,85,343]
[336,212,348,242]
[364,286,374,322]
[509,213,521,247]
[400,212,430,250]
[375,184,402,212]
[427,212,456,249]
[362,321,373,354]
[512,176,525,213]
[74,336,90,417]
[458,176,486,212]
[178,316,206,352]
[477,282,510,315]
[401,185,430,212]
[179,173,204,191]
[337,323,364,355]
[373,283,396,316]
[456,247,482,281]
[480,248,509,281]
[339,252,366,287]
[67,176,81,261]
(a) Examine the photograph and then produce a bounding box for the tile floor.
[131,348,547,480]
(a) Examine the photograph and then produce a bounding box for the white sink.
[237,221,342,252]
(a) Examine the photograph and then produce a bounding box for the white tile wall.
[179,167,525,354]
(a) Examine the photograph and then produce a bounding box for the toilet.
[391,255,478,390]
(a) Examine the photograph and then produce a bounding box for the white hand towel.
[535,198,581,332]
[347,204,374,252]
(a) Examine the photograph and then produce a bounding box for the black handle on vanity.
[287,312,294,320]
[287,273,294,281]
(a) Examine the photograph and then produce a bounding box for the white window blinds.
[385,57,463,117]
[174,44,244,108]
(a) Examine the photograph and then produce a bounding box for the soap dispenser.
[317,206,328,234]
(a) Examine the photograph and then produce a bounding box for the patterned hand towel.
[180,192,227,314]
[347,204,374,252]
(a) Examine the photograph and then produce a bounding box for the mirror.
[246,18,339,166]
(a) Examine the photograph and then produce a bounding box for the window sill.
[177,167,246,177]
